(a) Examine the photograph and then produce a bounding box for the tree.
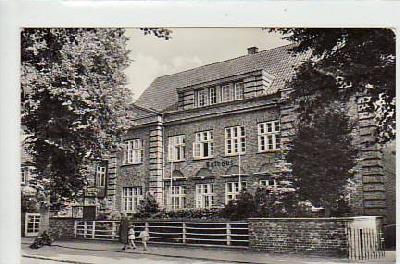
[136,193,160,218]
[270,28,395,143]
[21,28,134,212]
[286,105,358,217]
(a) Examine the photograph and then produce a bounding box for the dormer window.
[193,81,245,108]
[221,84,234,102]
[197,89,208,107]
[234,82,244,100]
[209,87,217,105]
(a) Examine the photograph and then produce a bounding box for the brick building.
[102,44,388,218]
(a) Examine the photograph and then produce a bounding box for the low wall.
[248,216,382,257]
[49,217,76,240]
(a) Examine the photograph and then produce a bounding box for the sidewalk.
[21,237,396,264]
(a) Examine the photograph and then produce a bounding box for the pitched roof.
[135,44,309,112]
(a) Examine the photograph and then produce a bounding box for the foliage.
[140,28,172,40]
[270,28,396,143]
[223,190,257,220]
[133,207,224,220]
[21,195,39,213]
[286,106,358,216]
[136,193,160,218]
[21,28,134,205]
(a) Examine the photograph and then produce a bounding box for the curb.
[117,250,270,264]
[22,244,272,264]
[22,254,95,264]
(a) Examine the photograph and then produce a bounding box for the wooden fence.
[347,227,385,260]
[75,220,120,240]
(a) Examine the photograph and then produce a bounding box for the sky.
[124,28,290,101]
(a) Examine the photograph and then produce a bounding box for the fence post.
[226,223,231,246]
[111,222,116,239]
[84,221,87,238]
[182,222,186,244]
[92,221,96,239]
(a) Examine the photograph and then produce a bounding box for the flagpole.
[238,152,241,191]
[170,160,173,210]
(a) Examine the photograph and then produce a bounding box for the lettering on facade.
[206,160,234,169]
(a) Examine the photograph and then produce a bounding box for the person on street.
[119,217,129,250]
[127,225,137,249]
[138,227,150,251]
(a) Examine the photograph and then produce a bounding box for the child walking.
[127,225,137,249]
[138,227,150,251]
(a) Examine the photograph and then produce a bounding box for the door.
[25,213,40,237]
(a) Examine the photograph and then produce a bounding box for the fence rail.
[74,220,248,248]
[347,227,385,261]
[74,221,120,240]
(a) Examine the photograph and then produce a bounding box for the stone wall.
[48,217,76,240]
[248,216,383,257]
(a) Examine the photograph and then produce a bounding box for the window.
[21,167,28,184]
[258,121,281,152]
[209,87,217,105]
[96,165,106,187]
[196,184,214,208]
[225,181,247,204]
[168,135,186,162]
[197,89,209,107]
[260,179,277,188]
[225,126,246,155]
[122,187,143,213]
[168,185,186,210]
[125,139,144,164]
[193,131,214,159]
[234,82,244,100]
[222,84,234,102]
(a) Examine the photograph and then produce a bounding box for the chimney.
[247,46,258,55]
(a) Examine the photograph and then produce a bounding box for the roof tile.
[135,44,309,112]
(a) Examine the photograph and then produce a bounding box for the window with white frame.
[169,185,186,210]
[260,179,278,188]
[221,84,234,102]
[258,121,281,152]
[122,187,143,213]
[193,131,214,159]
[96,165,106,187]
[168,135,186,162]
[209,87,217,105]
[225,126,246,155]
[125,139,144,164]
[197,89,209,107]
[234,82,244,100]
[225,181,247,204]
[195,183,214,208]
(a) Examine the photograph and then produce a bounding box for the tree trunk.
[38,196,50,234]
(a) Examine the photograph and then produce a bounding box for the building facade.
[102,45,387,218]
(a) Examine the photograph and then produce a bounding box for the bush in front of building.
[222,186,322,220]
[223,190,258,220]
[135,193,161,218]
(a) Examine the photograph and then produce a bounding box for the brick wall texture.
[249,218,349,256]
[48,218,76,240]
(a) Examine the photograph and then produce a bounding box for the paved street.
[21,238,396,264]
